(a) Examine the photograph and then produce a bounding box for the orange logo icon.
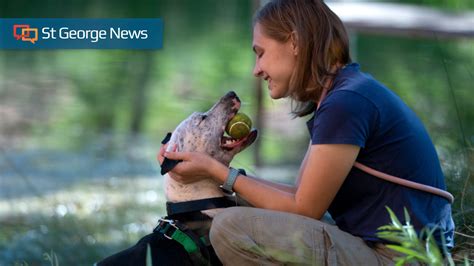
[13,24,38,44]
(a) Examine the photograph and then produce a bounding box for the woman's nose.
[253,63,262,77]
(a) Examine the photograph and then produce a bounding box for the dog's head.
[161,91,258,174]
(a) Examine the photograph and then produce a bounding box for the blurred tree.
[393,0,474,10]
[130,51,154,135]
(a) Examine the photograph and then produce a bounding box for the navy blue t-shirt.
[306,63,454,248]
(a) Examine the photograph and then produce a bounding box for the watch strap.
[221,167,240,194]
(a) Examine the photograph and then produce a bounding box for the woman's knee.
[210,207,255,244]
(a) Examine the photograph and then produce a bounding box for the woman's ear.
[290,31,298,55]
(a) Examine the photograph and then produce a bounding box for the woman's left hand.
[159,150,216,184]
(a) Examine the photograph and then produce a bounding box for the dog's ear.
[161,132,172,144]
[160,132,184,175]
[160,158,182,175]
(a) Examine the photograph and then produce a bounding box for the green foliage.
[0,177,166,265]
[43,250,59,266]
[358,34,474,261]
[14,250,60,266]
[392,0,474,10]
[0,0,473,264]
[377,207,456,266]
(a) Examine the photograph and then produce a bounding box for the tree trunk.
[130,51,154,135]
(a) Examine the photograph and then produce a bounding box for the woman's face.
[252,23,297,99]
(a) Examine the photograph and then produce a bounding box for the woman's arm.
[243,140,312,194]
[158,141,311,194]
[164,143,360,220]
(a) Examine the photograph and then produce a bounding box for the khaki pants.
[209,207,399,266]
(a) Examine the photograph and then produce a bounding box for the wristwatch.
[220,167,243,195]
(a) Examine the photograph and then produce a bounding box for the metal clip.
[157,218,179,240]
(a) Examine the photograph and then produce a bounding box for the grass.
[377,207,451,265]
[0,176,166,265]
[377,207,472,265]
[0,146,472,265]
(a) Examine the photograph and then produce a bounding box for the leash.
[317,86,454,204]
[353,162,454,203]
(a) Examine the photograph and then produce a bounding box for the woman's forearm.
[207,144,358,221]
[245,174,296,193]
[209,160,302,216]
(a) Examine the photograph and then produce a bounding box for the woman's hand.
[157,144,216,184]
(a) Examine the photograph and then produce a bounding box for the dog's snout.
[232,98,241,111]
[226,91,240,103]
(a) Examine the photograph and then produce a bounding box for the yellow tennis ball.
[226,113,252,139]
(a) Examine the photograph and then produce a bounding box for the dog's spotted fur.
[163,91,257,217]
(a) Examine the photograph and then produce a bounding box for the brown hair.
[254,0,351,117]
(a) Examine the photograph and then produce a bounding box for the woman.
[158,0,454,264]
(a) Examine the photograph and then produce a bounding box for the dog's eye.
[201,115,208,120]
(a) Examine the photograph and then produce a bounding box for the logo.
[2,19,163,49]
[13,24,38,44]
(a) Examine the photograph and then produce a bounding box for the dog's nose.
[226,91,240,102]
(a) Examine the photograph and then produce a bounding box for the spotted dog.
[162,91,257,216]
[97,91,257,266]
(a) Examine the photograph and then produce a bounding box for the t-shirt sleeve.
[311,90,379,147]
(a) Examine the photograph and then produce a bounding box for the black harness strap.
[166,197,238,217]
